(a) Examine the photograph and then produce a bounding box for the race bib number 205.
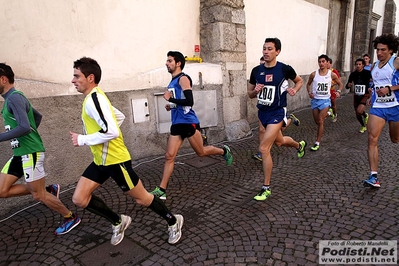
[316,82,329,95]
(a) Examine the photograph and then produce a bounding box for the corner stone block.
[212,23,237,51]
[223,96,241,123]
[225,119,251,141]
[229,70,247,95]
[232,10,245,24]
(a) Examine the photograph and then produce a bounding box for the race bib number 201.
[354,84,366,95]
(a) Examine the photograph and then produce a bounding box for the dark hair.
[73,57,102,84]
[260,56,264,61]
[363,54,370,58]
[265,37,282,51]
[0,63,15,84]
[355,58,365,65]
[373,33,399,54]
[327,58,333,64]
[318,54,329,61]
[167,51,186,70]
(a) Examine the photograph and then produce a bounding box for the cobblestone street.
[0,94,398,266]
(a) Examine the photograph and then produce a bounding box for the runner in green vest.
[0,63,81,235]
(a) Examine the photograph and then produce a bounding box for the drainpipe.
[185,56,203,63]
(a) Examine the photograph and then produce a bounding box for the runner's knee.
[0,189,9,198]
[165,152,176,161]
[30,191,46,202]
[135,193,153,207]
[72,194,89,208]
[390,136,399,143]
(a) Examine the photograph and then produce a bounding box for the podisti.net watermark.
[319,240,397,264]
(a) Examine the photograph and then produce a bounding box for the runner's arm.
[306,72,315,96]
[345,73,354,89]
[331,72,343,94]
[0,94,31,142]
[390,57,399,92]
[32,107,43,128]
[113,106,125,127]
[77,93,120,146]
[247,67,262,98]
[291,75,303,93]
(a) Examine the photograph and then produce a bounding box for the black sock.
[149,196,176,226]
[223,147,227,155]
[159,187,166,193]
[86,195,120,225]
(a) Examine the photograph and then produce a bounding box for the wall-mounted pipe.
[185,56,203,63]
[199,72,204,89]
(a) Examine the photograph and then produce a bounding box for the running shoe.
[46,184,60,198]
[310,143,319,151]
[332,113,338,122]
[363,175,381,188]
[364,113,369,126]
[54,213,81,235]
[297,140,307,158]
[150,187,166,200]
[168,214,184,244]
[253,188,271,201]
[252,153,262,161]
[223,145,233,166]
[111,214,132,245]
[359,126,367,133]
[289,114,300,126]
[328,108,335,121]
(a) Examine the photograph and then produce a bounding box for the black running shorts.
[82,160,139,192]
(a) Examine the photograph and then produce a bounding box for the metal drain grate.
[213,185,254,206]
[77,238,150,265]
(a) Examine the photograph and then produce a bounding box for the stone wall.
[200,0,249,140]
[352,0,373,61]
[383,0,397,34]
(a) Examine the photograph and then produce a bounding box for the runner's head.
[373,33,399,55]
[263,37,281,62]
[0,63,14,84]
[167,51,186,71]
[355,58,365,72]
[318,54,329,69]
[73,57,102,84]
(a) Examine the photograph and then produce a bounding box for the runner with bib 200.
[364,33,399,188]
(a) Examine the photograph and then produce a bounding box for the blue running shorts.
[370,106,399,122]
[311,98,331,110]
[258,107,287,127]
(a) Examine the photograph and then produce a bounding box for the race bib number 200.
[375,85,395,103]
[257,85,275,106]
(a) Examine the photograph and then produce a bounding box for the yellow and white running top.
[78,87,130,166]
